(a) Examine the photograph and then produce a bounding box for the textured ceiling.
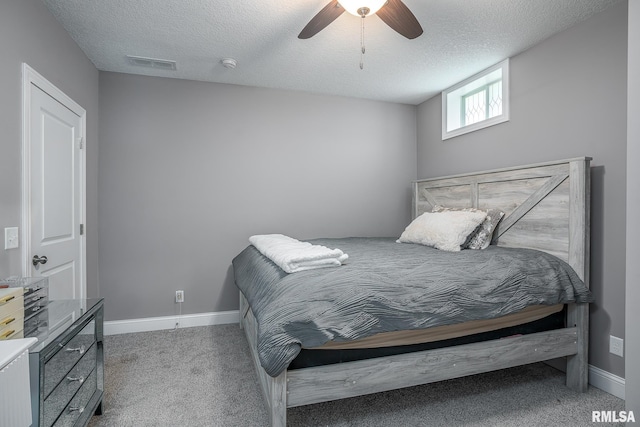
[42,0,622,105]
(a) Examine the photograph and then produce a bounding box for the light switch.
[4,227,19,250]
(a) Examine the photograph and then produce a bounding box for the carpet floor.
[88,324,625,427]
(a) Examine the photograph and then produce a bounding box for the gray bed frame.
[239,157,591,426]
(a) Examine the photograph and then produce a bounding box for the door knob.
[32,255,48,266]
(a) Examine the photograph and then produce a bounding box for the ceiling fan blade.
[376,0,423,39]
[299,1,345,39]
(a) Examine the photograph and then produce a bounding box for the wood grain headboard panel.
[413,157,591,284]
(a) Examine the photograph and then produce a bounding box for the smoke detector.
[221,58,237,69]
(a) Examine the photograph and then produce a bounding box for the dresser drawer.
[0,288,24,340]
[0,304,24,329]
[0,327,24,340]
[22,279,48,296]
[0,288,24,316]
[24,308,49,336]
[0,300,24,336]
[25,287,48,312]
[0,310,25,341]
[52,368,97,427]
[24,295,48,320]
[44,320,97,397]
[44,343,97,427]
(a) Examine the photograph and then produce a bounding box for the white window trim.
[442,59,510,141]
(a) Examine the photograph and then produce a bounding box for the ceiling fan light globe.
[338,0,387,17]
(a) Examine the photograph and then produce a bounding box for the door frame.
[21,63,87,299]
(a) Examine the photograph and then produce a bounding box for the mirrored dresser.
[27,298,104,427]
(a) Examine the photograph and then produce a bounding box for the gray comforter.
[232,237,593,377]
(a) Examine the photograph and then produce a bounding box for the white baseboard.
[104,310,239,336]
[589,364,625,399]
[103,313,626,400]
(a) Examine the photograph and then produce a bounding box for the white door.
[23,64,86,300]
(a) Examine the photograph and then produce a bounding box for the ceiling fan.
[298,0,423,40]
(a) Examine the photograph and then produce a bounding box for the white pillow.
[397,210,488,252]
[432,205,505,250]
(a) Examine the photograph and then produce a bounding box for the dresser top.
[27,299,103,354]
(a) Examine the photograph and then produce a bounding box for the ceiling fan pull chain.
[360,14,365,70]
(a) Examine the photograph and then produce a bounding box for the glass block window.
[442,59,509,140]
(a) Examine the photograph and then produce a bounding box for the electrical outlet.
[4,227,19,250]
[175,290,184,303]
[610,335,624,357]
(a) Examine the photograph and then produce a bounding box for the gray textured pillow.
[432,205,505,250]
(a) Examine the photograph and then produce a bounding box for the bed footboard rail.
[285,326,581,407]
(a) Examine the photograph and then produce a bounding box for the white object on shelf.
[0,337,38,427]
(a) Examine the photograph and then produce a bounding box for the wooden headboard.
[413,157,591,285]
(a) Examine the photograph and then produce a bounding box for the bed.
[234,157,591,426]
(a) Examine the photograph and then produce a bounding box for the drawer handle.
[32,305,42,312]
[0,295,15,304]
[68,406,85,414]
[0,329,15,339]
[67,375,85,384]
[65,345,86,355]
[0,317,15,326]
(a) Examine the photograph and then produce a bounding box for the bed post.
[269,372,287,427]
[566,158,591,392]
[239,290,289,425]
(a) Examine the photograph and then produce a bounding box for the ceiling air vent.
[126,55,177,71]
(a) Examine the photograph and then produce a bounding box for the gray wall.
[626,0,639,412]
[98,72,417,320]
[416,2,628,377]
[0,0,99,297]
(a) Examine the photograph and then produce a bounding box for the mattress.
[289,306,566,370]
[309,303,563,350]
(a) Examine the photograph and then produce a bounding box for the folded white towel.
[249,234,348,274]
